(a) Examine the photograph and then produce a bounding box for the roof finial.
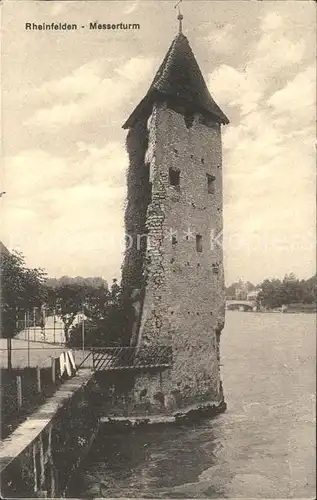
[174,0,183,33]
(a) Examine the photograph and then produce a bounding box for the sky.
[1,0,316,285]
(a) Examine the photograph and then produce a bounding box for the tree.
[302,274,317,304]
[257,273,317,309]
[0,250,47,369]
[245,281,256,292]
[257,278,285,309]
[44,276,120,344]
[282,274,303,305]
[225,282,239,299]
[49,283,86,343]
[67,279,128,348]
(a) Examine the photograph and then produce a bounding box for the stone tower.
[122,26,229,414]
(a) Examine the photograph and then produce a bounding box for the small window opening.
[173,148,179,155]
[201,158,205,164]
[184,112,194,129]
[196,234,203,252]
[148,181,153,203]
[169,168,180,187]
[212,263,219,274]
[153,392,165,406]
[139,388,147,400]
[172,235,177,246]
[190,154,194,159]
[207,174,216,194]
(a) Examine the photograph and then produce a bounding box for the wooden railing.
[78,346,172,371]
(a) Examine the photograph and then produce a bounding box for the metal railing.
[78,346,173,371]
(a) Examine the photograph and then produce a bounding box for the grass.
[0,339,94,440]
[1,366,62,439]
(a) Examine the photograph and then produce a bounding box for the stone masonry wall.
[0,372,98,498]
[136,102,225,407]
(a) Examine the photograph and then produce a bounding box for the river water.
[67,311,316,498]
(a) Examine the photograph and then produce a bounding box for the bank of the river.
[67,311,316,499]
[0,369,98,498]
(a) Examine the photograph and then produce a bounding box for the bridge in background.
[226,300,257,311]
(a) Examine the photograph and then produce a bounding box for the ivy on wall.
[121,118,152,342]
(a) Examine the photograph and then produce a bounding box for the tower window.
[148,182,152,203]
[212,263,219,274]
[169,168,180,187]
[196,234,203,252]
[184,112,194,129]
[206,174,216,194]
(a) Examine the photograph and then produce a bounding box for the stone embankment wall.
[0,370,98,498]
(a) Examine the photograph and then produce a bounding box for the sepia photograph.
[0,0,316,498]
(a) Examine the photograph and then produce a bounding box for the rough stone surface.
[123,100,226,410]
[100,400,227,427]
[0,370,98,498]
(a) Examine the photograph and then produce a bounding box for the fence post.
[33,307,36,341]
[51,357,56,384]
[37,366,41,393]
[81,306,85,359]
[53,308,56,344]
[27,310,30,368]
[16,376,22,408]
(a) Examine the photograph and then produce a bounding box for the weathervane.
[174,0,183,33]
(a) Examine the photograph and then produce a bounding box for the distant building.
[247,290,261,302]
[235,286,248,301]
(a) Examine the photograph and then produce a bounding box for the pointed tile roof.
[123,32,229,129]
[0,241,10,257]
